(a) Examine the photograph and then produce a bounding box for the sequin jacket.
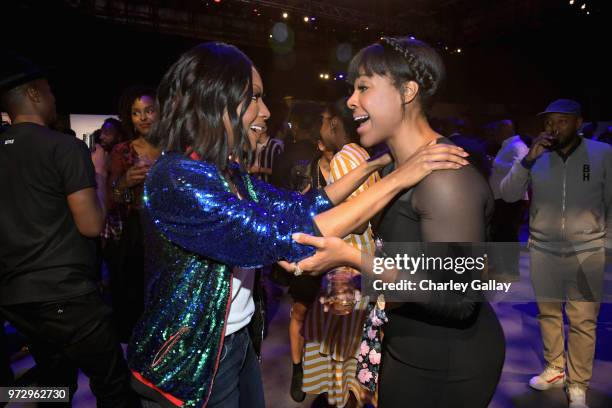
[128,153,332,407]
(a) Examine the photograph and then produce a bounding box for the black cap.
[0,53,52,92]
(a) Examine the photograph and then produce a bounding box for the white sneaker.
[566,385,589,408]
[528,365,565,390]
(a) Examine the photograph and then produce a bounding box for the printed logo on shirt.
[583,164,590,181]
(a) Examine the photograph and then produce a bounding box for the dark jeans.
[140,327,264,408]
[0,292,139,408]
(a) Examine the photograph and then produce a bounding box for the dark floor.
[4,249,612,408]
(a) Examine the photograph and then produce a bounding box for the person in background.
[301,98,380,407]
[249,125,283,183]
[442,116,491,177]
[271,101,321,191]
[0,54,137,407]
[488,119,529,242]
[107,86,160,342]
[501,99,612,408]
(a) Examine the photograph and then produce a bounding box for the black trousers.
[0,292,140,408]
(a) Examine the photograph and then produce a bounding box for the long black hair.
[118,85,156,140]
[348,37,445,111]
[149,42,254,170]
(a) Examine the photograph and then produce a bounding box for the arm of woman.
[404,167,489,320]
[314,142,468,238]
[147,156,322,268]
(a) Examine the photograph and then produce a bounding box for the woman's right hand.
[277,233,359,276]
[393,140,469,189]
[124,163,150,187]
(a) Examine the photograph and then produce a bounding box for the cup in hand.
[325,267,356,315]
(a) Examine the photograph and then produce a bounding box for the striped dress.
[302,143,380,407]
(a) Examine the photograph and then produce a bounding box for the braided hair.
[347,37,445,111]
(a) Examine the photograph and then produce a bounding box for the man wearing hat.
[0,55,137,407]
[501,99,612,408]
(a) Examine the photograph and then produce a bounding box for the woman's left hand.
[277,233,357,276]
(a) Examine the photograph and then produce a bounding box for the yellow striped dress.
[302,143,379,407]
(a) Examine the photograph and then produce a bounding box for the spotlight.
[269,34,272,38]
[569,0,574,4]
[319,73,324,79]
[310,17,316,21]
[324,74,329,80]
[581,4,586,9]
[338,74,344,79]
[282,12,288,19]
[304,16,309,22]
[457,48,462,53]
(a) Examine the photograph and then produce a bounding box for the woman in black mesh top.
[287,37,505,407]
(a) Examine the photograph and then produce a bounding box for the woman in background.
[107,86,160,342]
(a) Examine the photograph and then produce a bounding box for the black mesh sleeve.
[410,166,492,320]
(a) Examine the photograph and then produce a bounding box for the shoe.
[290,362,306,402]
[528,365,565,390]
[566,385,589,408]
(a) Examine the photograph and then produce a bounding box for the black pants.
[0,292,140,408]
[105,211,145,343]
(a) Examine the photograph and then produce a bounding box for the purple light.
[310,17,316,21]
[338,74,344,79]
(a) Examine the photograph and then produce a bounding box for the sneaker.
[566,385,589,408]
[528,365,565,390]
[290,362,306,402]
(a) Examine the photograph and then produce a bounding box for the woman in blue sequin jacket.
[127,42,468,408]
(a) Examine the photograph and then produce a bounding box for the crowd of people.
[1,35,610,408]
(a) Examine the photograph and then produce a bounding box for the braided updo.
[347,37,445,111]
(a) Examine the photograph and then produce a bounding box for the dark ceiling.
[3,0,611,126]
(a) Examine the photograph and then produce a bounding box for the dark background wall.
[3,0,610,135]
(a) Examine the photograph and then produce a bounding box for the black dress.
[375,138,505,407]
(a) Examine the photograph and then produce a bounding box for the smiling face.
[131,95,157,137]
[242,68,270,150]
[346,72,405,147]
[224,67,270,152]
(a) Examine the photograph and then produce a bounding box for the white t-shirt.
[225,267,255,336]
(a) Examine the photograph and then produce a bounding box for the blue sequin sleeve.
[144,154,327,268]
